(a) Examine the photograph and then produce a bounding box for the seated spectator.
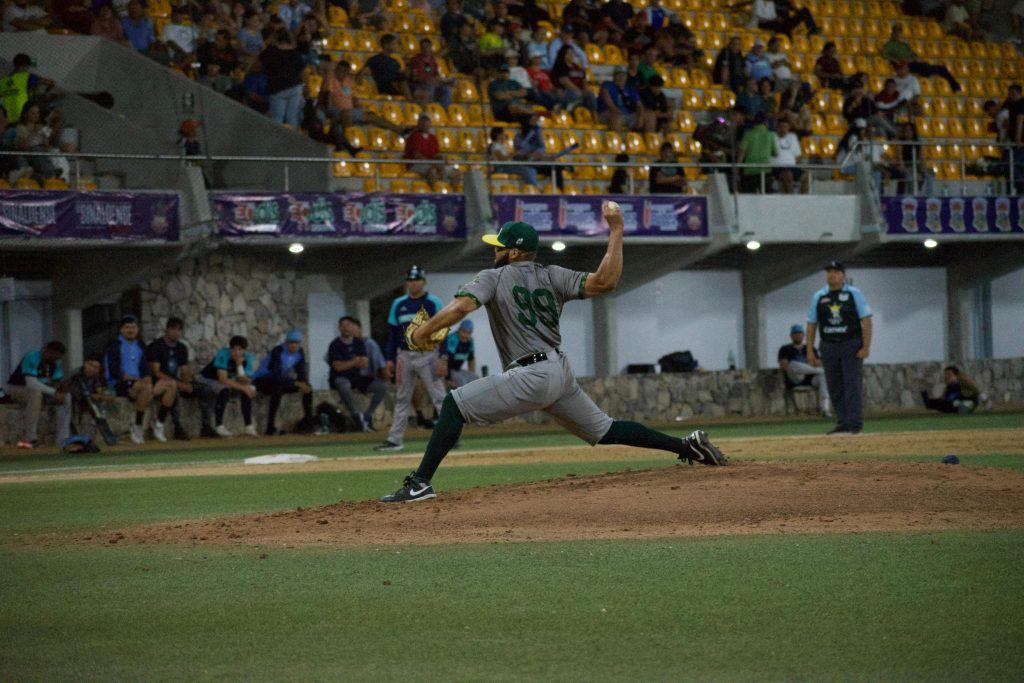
[639,74,672,133]
[488,65,534,124]
[814,41,846,90]
[447,21,485,78]
[253,330,313,436]
[642,0,674,30]
[750,0,818,36]
[198,335,257,437]
[408,38,453,108]
[874,77,908,125]
[983,98,1006,142]
[737,111,777,192]
[91,3,126,43]
[524,26,550,67]
[662,19,701,69]
[505,51,548,108]
[636,45,662,87]
[844,83,896,137]
[68,353,117,446]
[147,317,214,440]
[404,113,446,185]
[525,54,558,105]
[200,63,234,94]
[121,0,155,53]
[104,315,177,444]
[322,60,406,152]
[350,0,384,29]
[478,20,509,71]
[621,11,654,54]
[943,0,973,40]
[236,12,265,58]
[758,77,779,119]
[261,30,305,127]
[881,24,961,92]
[599,0,634,41]
[714,37,746,94]
[891,60,922,113]
[549,44,597,112]
[361,34,411,99]
[921,365,982,414]
[609,151,630,193]
[277,0,312,31]
[514,111,564,188]
[162,6,199,68]
[547,24,588,72]
[745,41,773,82]
[4,0,50,31]
[242,60,270,113]
[777,324,830,415]
[14,103,63,180]
[624,52,646,92]
[735,77,767,118]
[764,36,794,88]
[599,67,641,134]
[1,53,55,126]
[837,120,891,193]
[487,125,538,186]
[198,29,240,76]
[5,341,71,449]
[778,79,813,135]
[649,142,687,193]
[771,118,804,193]
[328,316,388,431]
[441,0,473,44]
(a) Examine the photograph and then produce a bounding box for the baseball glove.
[405,307,448,352]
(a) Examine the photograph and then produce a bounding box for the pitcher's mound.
[103,460,1024,547]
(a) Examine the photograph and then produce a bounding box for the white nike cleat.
[242,424,258,437]
[152,421,167,443]
[215,425,233,438]
[129,424,145,445]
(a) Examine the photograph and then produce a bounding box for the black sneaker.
[680,430,727,466]
[361,412,376,432]
[173,425,190,441]
[199,425,217,438]
[848,427,863,435]
[374,440,404,452]
[827,426,850,436]
[381,473,436,503]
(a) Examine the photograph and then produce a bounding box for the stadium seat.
[389,179,411,193]
[15,177,40,189]
[0,178,9,189]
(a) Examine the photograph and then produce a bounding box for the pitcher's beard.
[493,251,511,268]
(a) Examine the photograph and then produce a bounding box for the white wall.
[992,267,1024,359]
[613,271,745,372]
[763,268,949,367]
[306,291,346,391]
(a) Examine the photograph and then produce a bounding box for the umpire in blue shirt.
[805,261,873,435]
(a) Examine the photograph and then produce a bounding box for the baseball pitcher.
[381,202,726,503]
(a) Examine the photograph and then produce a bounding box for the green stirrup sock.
[598,420,684,455]
[414,393,466,482]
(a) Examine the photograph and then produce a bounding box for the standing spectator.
[777,324,830,415]
[921,366,982,414]
[440,319,478,388]
[488,126,538,186]
[5,341,71,449]
[253,330,313,436]
[805,261,873,436]
[880,24,961,93]
[277,0,311,31]
[598,67,641,134]
[714,37,746,94]
[146,317,212,440]
[261,30,305,127]
[4,0,50,31]
[120,0,155,53]
[814,41,847,90]
[375,266,447,452]
[549,44,597,112]
[638,74,672,133]
[408,38,453,108]
[162,6,199,68]
[91,3,126,42]
[737,112,777,192]
[488,65,533,124]
[943,0,973,40]
[750,0,818,36]
[771,118,803,193]
[360,34,411,99]
[648,141,687,193]
[198,29,240,77]
[1,53,54,126]
[198,335,258,437]
[104,315,177,444]
[236,12,265,58]
[403,113,444,185]
[328,315,388,432]
[890,122,934,194]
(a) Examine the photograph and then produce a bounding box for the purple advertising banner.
[492,195,709,237]
[0,191,179,240]
[212,192,466,238]
[882,196,1024,235]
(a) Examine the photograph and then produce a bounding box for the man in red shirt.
[403,113,443,185]
[408,38,453,108]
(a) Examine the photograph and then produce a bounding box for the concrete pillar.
[355,299,372,331]
[946,265,975,363]
[740,271,766,371]
[592,296,618,376]
[54,307,83,369]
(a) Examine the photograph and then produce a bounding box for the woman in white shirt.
[771,118,803,193]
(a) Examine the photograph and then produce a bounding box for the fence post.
[912,144,919,196]
[74,157,81,190]
[959,144,966,196]
[284,162,290,192]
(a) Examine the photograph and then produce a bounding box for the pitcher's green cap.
[482,221,539,252]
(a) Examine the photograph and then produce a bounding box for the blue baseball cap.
[459,319,474,331]
[285,329,303,342]
[790,324,804,334]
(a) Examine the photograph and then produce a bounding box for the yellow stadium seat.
[966,118,987,137]
[582,131,602,154]
[15,177,41,189]
[625,132,644,154]
[947,118,965,138]
[551,110,572,128]
[819,137,837,157]
[917,119,933,137]
[43,177,69,190]
[562,129,581,148]
[306,74,323,99]
[434,181,453,194]
[446,104,468,126]
[603,132,624,153]
[328,5,347,26]
[0,178,10,189]
[455,80,479,103]
[389,180,411,193]
[379,162,403,177]
[542,130,560,150]
[456,130,480,153]
[573,108,594,126]
[425,103,447,126]
[361,179,377,192]
[811,114,827,135]
[803,138,819,155]
[332,154,353,177]
[676,111,696,132]
[410,180,431,193]
[343,128,367,149]
[466,104,484,125]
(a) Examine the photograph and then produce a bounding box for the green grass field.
[2,413,1023,680]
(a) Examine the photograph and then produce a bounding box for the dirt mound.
[95,460,1024,547]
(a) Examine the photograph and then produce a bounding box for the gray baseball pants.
[387,349,447,446]
[6,384,72,444]
[452,351,613,445]
[786,361,831,413]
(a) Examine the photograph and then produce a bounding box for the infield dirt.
[92,459,1024,547]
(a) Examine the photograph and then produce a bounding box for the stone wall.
[138,251,315,364]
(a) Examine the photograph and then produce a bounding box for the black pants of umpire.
[820,338,864,431]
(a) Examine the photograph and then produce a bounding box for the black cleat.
[381,473,436,502]
[827,426,850,436]
[680,430,727,466]
[374,440,404,452]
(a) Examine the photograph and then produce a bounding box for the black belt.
[510,349,558,368]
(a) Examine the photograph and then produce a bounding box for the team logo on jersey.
[828,304,843,325]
